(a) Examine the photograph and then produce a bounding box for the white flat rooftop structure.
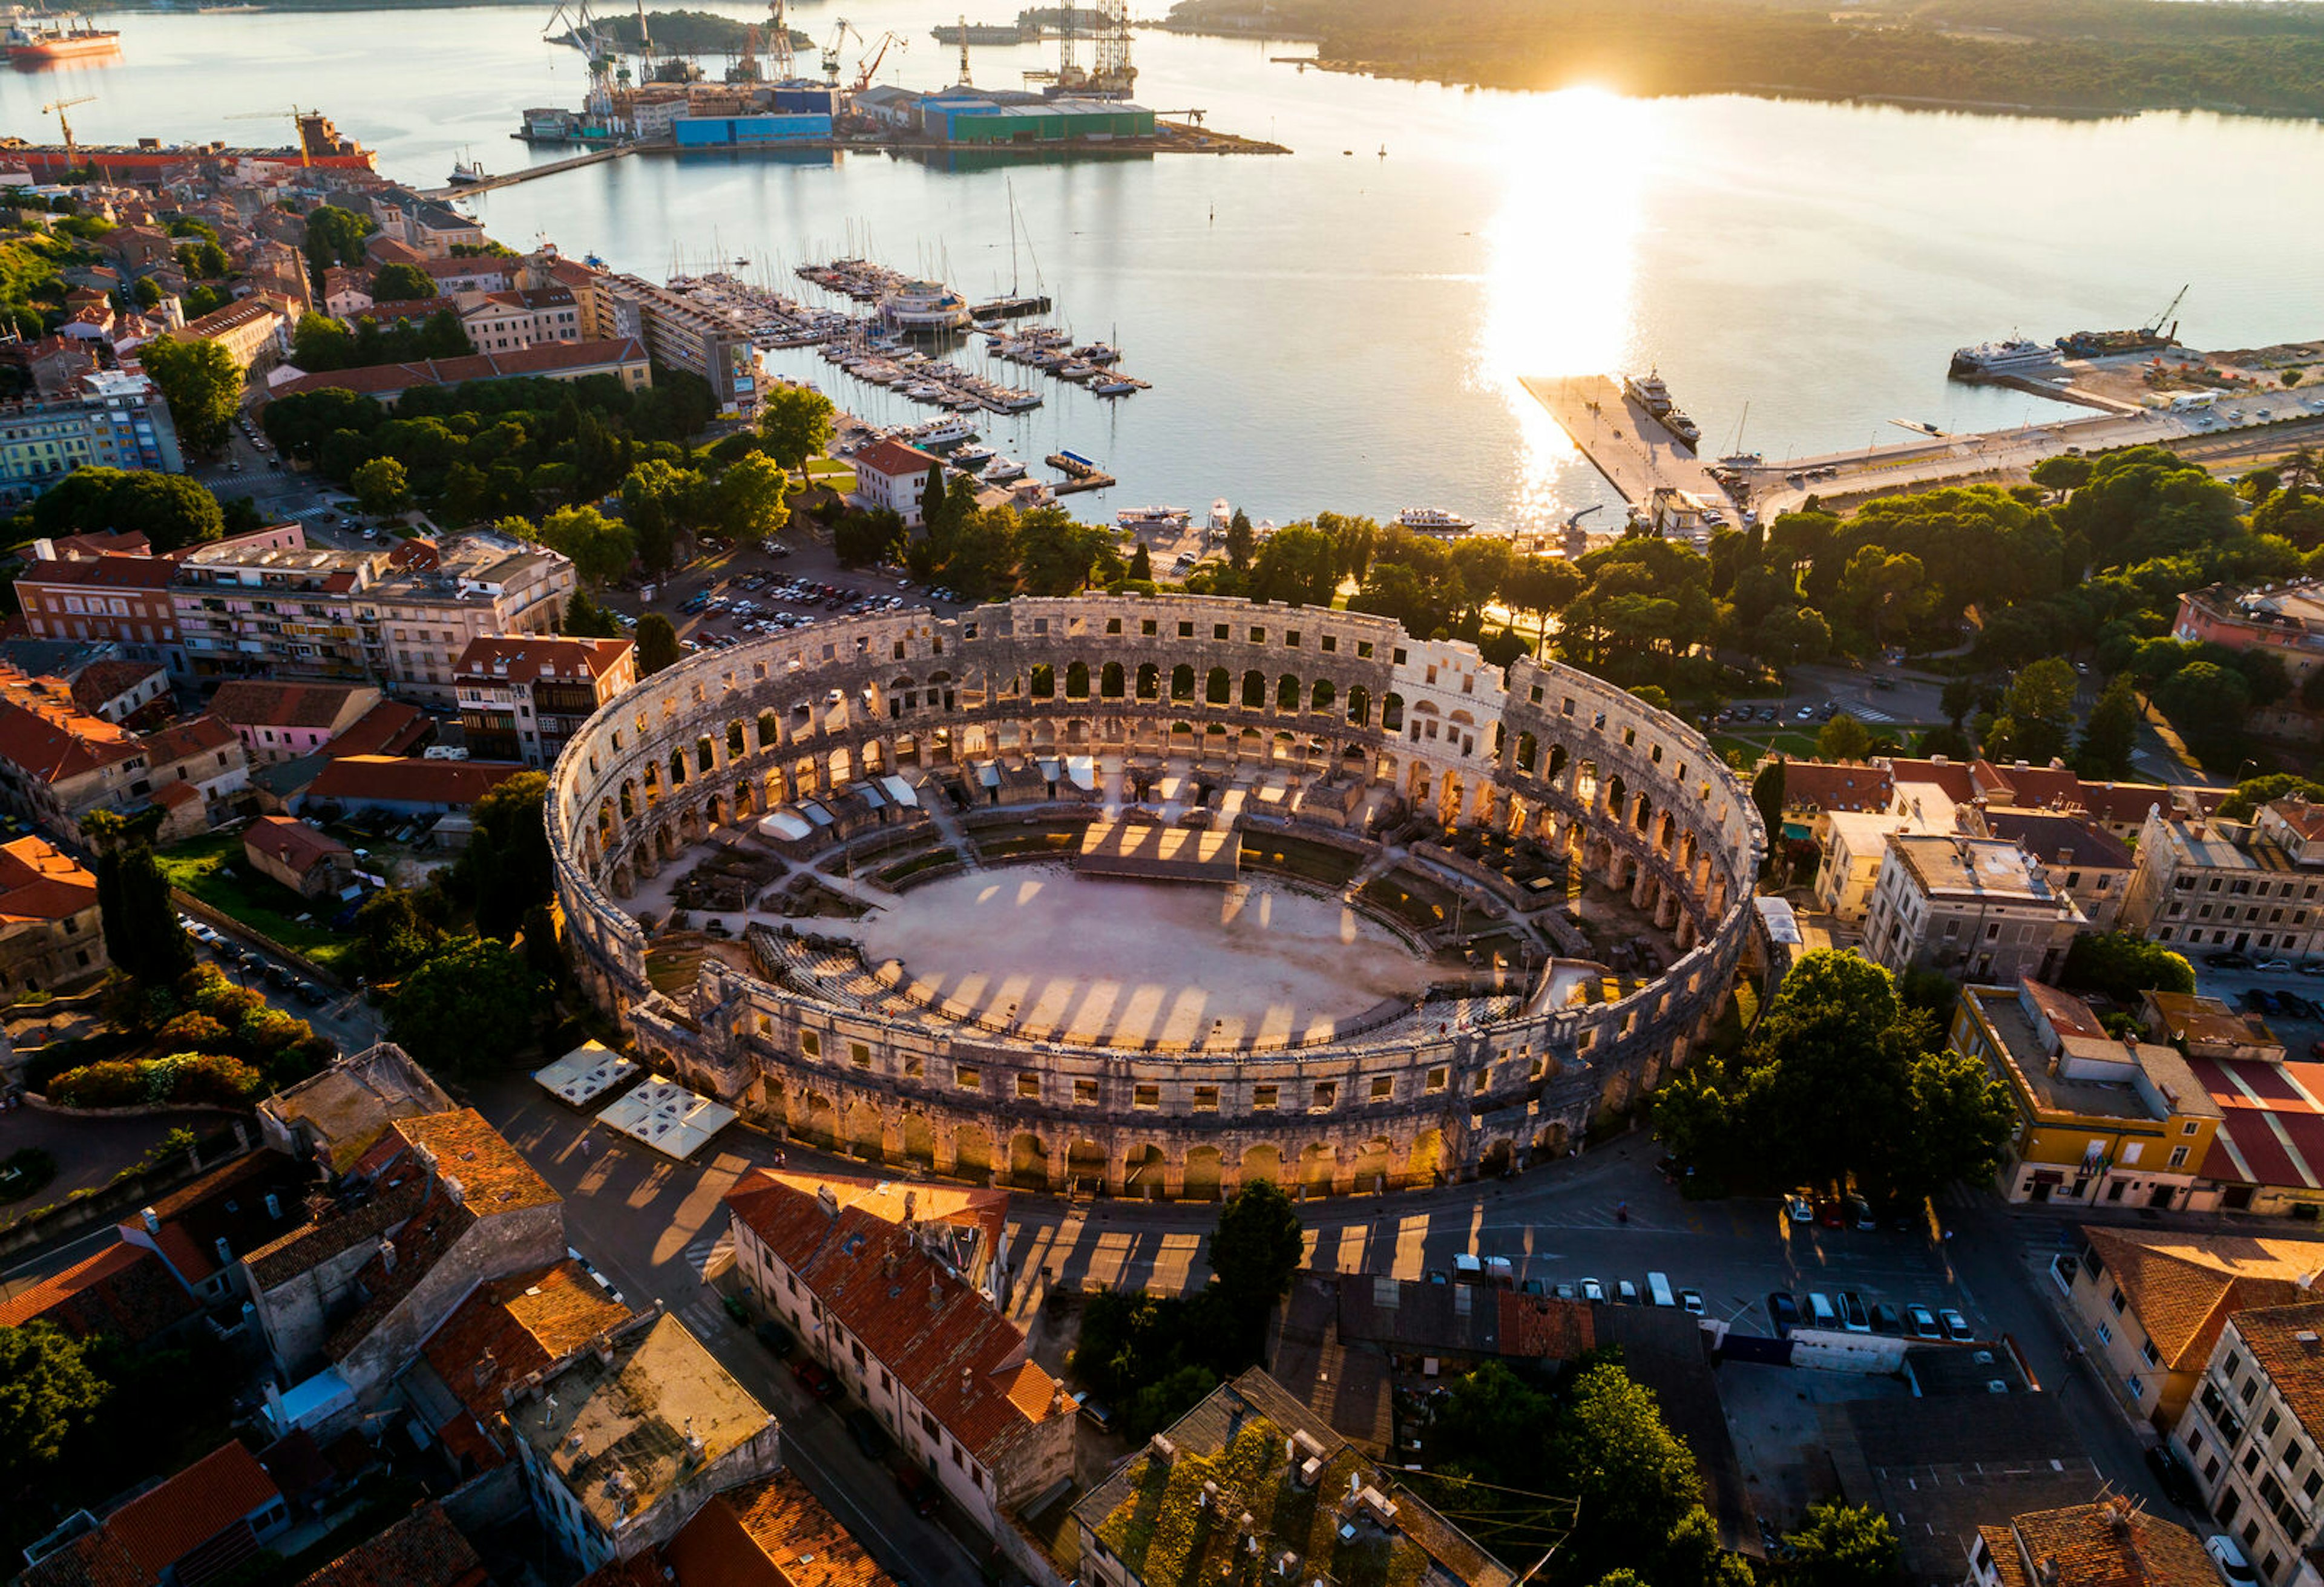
[532,1039,642,1108]
[598,1076,738,1160]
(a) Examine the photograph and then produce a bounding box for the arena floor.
[850,865,1431,1048]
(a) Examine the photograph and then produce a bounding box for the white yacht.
[1951,338,2067,378]
[983,454,1027,482]
[1621,370,1674,414]
[1396,507,1475,536]
[950,443,997,470]
[1091,375,1137,396]
[1117,506,1192,532]
[910,416,978,448]
[1210,497,1233,531]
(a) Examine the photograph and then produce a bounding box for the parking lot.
[2193,953,2324,1062]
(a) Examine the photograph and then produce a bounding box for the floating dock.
[1046,453,1116,493]
[1520,375,1738,514]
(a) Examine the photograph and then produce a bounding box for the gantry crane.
[819,18,858,85]
[41,95,94,169]
[765,0,793,80]
[223,104,318,165]
[853,29,905,91]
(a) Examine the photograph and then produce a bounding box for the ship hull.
[10,31,121,61]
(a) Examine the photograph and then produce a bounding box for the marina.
[1520,375,1740,534]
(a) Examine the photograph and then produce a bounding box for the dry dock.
[1521,375,1738,515]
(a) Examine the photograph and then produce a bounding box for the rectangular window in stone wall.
[1017,1074,1040,1099]
[1075,1079,1098,1105]
[1311,1081,1338,1111]
[956,1064,980,1090]
[802,1032,821,1058]
[1253,1084,1279,1110]
[1426,1067,1449,1093]
[1370,1076,1394,1101]
[851,1042,872,1069]
[1134,1084,1161,1109]
[1193,1085,1219,1110]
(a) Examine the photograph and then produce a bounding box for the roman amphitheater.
[547,594,1765,1198]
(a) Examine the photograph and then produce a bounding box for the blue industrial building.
[671,113,833,147]
[770,84,838,116]
[920,97,1154,144]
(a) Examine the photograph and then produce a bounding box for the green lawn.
[157,831,357,972]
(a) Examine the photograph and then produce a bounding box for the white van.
[1452,1253,1483,1282]
[1805,1292,1837,1328]
[1647,1271,1676,1309]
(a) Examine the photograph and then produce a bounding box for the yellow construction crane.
[42,96,95,169]
[223,104,317,166]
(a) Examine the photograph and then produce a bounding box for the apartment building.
[2122,801,2324,959]
[452,634,635,767]
[1965,1497,2214,1587]
[15,549,186,673]
[1975,808,2136,933]
[574,269,757,417]
[1951,979,2220,1208]
[170,295,290,371]
[2175,581,2324,740]
[171,530,575,704]
[0,834,107,997]
[1861,832,2087,984]
[460,286,582,353]
[2173,1302,2324,1586]
[0,370,183,508]
[0,689,246,842]
[723,1170,1072,1534]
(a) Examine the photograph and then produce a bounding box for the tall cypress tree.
[85,810,192,986]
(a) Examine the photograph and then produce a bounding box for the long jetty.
[1520,375,1736,512]
[418,143,639,201]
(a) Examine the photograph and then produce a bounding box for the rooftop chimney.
[378,1235,398,1274]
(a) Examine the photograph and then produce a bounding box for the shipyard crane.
[853,29,905,91]
[2148,283,2190,341]
[765,0,793,80]
[953,13,971,85]
[819,19,859,84]
[41,95,94,170]
[223,104,317,166]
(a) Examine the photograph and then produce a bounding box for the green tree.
[757,382,836,475]
[1225,508,1255,572]
[2156,660,2251,752]
[2073,672,2142,780]
[717,450,792,541]
[0,1321,110,1489]
[301,202,375,278]
[562,589,625,638]
[1990,656,2079,765]
[139,336,242,453]
[458,772,553,940]
[2061,932,2196,1003]
[1549,1363,1705,1586]
[85,811,192,987]
[352,887,444,981]
[833,507,904,568]
[636,612,681,675]
[1127,542,1152,582]
[1890,1047,2015,1206]
[32,467,225,553]
[351,455,409,517]
[1750,758,1785,851]
[131,275,163,310]
[1784,1502,1900,1587]
[2220,773,2324,821]
[1017,505,1113,595]
[1816,713,1873,761]
[1207,1179,1304,1317]
[386,935,540,1071]
[534,504,637,587]
[290,312,353,371]
[370,261,435,302]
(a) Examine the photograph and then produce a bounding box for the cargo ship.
[6,17,122,62]
[0,111,375,177]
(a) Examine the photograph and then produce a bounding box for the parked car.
[1848,1196,1876,1230]
[2254,958,2294,973]
[844,1410,892,1459]
[1679,1289,1705,1317]
[2208,950,2254,969]
[755,1320,796,1358]
[1838,1292,1871,1333]
[2145,1444,2201,1510]
[1938,1307,1974,1342]
[791,1360,839,1399]
[2206,1533,2258,1585]
[1078,1399,1114,1433]
[1581,1277,1606,1303]
[1615,1278,1640,1304]
[894,1465,942,1516]
[1868,1302,1903,1336]
[1906,1304,1943,1340]
[1785,1194,1815,1223]
[1816,1198,1845,1229]
[1767,1292,1800,1333]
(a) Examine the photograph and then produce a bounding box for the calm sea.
[13,2,2324,530]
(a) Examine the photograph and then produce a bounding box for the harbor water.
[11,1,2324,531]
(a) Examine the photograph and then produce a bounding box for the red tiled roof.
[45,530,152,560]
[1495,1293,1595,1359]
[2190,1055,2324,1190]
[0,693,141,783]
[0,834,98,923]
[71,661,166,715]
[852,439,942,483]
[1982,809,2134,870]
[151,780,202,809]
[664,1470,898,1587]
[305,754,530,808]
[420,1258,630,1424]
[1776,760,1892,814]
[268,338,648,401]
[103,1442,281,1582]
[724,1170,1065,1464]
[324,701,430,760]
[210,681,377,732]
[1974,759,2089,811]
[0,1243,197,1342]
[245,816,352,874]
[453,634,631,686]
[143,715,240,765]
[294,1502,486,1587]
[1882,757,1978,802]
[2079,782,2188,825]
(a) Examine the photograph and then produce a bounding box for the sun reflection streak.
[1474,87,1659,532]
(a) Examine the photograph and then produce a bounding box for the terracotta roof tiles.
[0,1242,197,1342]
[2082,1225,2324,1371]
[103,1441,281,1583]
[294,1502,486,1587]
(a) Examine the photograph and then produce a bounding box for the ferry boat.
[878,279,972,335]
[1210,498,1233,531]
[1117,506,1191,533]
[984,454,1027,482]
[1621,370,1674,414]
[1664,411,1702,447]
[447,156,487,186]
[7,17,121,61]
[1396,507,1475,536]
[910,416,977,448]
[1950,338,2066,378]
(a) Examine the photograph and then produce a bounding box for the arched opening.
[1547,744,1568,782]
[1008,1132,1049,1190]
[954,1124,994,1185]
[668,750,688,788]
[1170,664,1195,701]
[1346,685,1370,727]
[1515,731,1538,773]
[1205,667,1231,705]
[757,710,779,750]
[1138,663,1161,700]
[1277,675,1301,712]
[1351,1137,1393,1195]
[902,1112,935,1168]
[1101,661,1125,698]
[1183,1146,1224,1202]
[1477,1139,1515,1180]
[1382,692,1405,732]
[697,736,715,774]
[796,1090,839,1148]
[1531,1121,1571,1163]
[1298,1142,1336,1194]
[1310,678,1336,713]
[1125,1144,1168,1199]
[1067,1139,1106,1194]
[1406,1128,1445,1186]
[727,721,746,759]
[1239,1142,1283,1191]
[1031,664,1055,699]
[1242,669,1267,709]
[846,1099,885,1160]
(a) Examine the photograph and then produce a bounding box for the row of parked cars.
[1767,1288,1972,1341]
[179,914,329,1007]
[2204,949,2324,977]
[747,1315,944,1518]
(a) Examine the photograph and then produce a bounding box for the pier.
[1520,375,1737,514]
[421,142,638,200]
[1046,453,1117,493]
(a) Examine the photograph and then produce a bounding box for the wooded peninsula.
[1162,0,2324,117]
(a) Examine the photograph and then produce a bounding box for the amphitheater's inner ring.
[852,866,1432,1049]
[548,595,1765,1195]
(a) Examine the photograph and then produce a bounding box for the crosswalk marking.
[679,1298,734,1339]
[684,1230,734,1281]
